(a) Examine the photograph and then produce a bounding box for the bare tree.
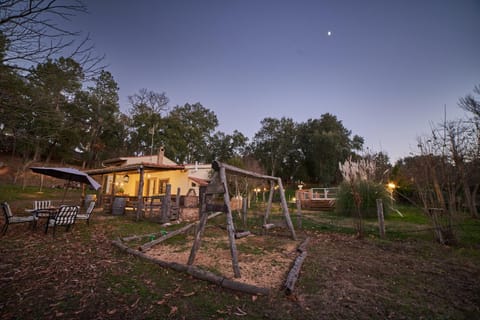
[459,84,480,119]
[0,0,103,76]
[414,136,457,245]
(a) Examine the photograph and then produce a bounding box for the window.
[158,179,169,194]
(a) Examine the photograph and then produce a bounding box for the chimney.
[158,147,165,165]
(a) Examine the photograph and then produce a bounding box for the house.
[85,148,212,219]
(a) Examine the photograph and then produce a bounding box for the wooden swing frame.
[187,160,297,278]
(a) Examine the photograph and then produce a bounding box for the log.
[262,223,276,230]
[297,237,310,253]
[122,232,159,242]
[284,250,307,295]
[235,231,251,239]
[221,278,269,296]
[112,239,189,272]
[139,211,224,252]
[186,265,223,285]
[139,222,196,251]
[112,239,269,295]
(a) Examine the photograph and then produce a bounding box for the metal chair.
[1,202,36,235]
[45,205,79,237]
[76,201,95,225]
[34,200,52,210]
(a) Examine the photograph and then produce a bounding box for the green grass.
[0,184,85,201]
[2,183,480,319]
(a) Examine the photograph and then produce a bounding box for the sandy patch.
[148,233,300,288]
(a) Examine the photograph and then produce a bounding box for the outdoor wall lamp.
[123,174,129,183]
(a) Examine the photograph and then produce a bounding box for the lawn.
[1,187,480,319]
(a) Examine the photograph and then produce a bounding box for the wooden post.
[296,199,302,230]
[161,184,171,223]
[136,165,144,221]
[242,197,247,228]
[176,187,181,207]
[219,166,241,278]
[277,178,297,240]
[264,180,274,225]
[376,199,385,238]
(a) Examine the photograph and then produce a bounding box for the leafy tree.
[163,103,218,163]
[0,34,30,156]
[128,89,169,156]
[297,113,364,185]
[75,70,124,168]
[207,130,248,163]
[26,57,84,162]
[251,117,301,180]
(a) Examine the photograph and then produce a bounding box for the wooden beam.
[220,166,241,278]
[187,200,209,265]
[212,160,277,181]
[277,178,297,240]
[112,239,269,295]
[264,180,274,225]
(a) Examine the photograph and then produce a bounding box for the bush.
[335,181,390,218]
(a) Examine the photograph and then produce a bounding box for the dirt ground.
[148,232,301,289]
[1,214,479,319]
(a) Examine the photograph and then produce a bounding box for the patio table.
[25,207,58,229]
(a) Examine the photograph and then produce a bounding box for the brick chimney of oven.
[157,147,165,165]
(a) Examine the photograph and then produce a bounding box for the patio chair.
[45,205,79,237]
[1,202,36,235]
[33,200,53,222]
[34,200,52,210]
[76,201,96,225]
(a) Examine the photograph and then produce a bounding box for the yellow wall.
[107,170,198,197]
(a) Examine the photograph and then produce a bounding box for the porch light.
[123,174,129,183]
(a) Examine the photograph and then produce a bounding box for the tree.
[128,89,169,156]
[251,117,301,179]
[0,35,30,156]
[0,0,103,76]
[297,113,364,185]
[162,103,218,163]
[459,84,480,120]
[207,130,248,163]
[27,57,84,162]
[75,70,124,168]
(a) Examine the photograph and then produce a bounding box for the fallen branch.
[284,237,310,295]
[139,223,196,252]
[235,231,251,239]
[122,232,159,242]
[262,223,275,230]
[297,237,310,253]
[139,211,223,252]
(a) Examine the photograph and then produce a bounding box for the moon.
[327,31,332,36]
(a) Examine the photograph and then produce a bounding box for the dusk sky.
[71,0,479,162]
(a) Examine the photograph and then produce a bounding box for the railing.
[296,188,338,200]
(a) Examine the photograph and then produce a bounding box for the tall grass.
[335,181,391,218]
